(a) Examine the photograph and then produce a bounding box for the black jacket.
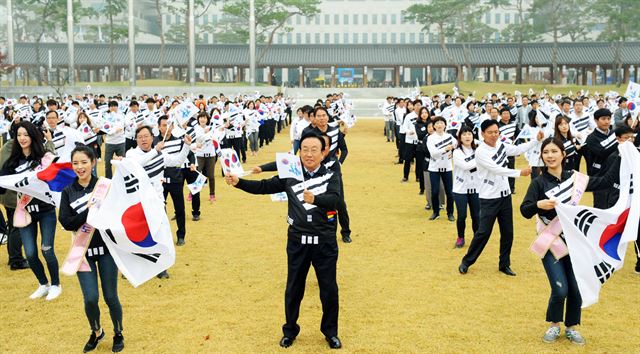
[584,129,617,176]
[235,165,340,243]
[520,169,617,223]
[0,153,55,214]
[59,175,109,259]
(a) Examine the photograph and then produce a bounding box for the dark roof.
[13,42,640,67]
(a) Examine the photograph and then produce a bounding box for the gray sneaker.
[543,326,560,343]
[565,328,586,345]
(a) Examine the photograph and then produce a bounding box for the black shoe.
[458,263,468,274]
[401,178,408,183]
[429,213,440,220]
[156,270,170,279]
[279,336,294,348]
[635,263,640,274]
[83,329,104,353]
[171,215,176,221]
[424,204,431,210]
[176,238,185,246]
[419,190,424,195]
[10,260,29,270]
[499,266,516,276]
[192,215,200,221]
[112,333,124,353]
[447,214,455,222]
[342,235,352,243]
[326,336,342,349]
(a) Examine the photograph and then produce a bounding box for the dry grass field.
[0,120,638,353]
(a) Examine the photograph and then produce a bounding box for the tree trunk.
[437,25,457,85]
[614,41,623,87]
[551,29,558,84]
[156,0,166,79]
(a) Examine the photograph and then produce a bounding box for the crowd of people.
[383,88,640,345]
[0,91,351,351]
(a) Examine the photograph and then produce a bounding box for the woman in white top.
[426,116,457,221]
[452,126,479,248]
[243,101,260,157]
[194,112,218,202]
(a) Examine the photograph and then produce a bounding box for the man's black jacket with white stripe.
[235,165,340,243]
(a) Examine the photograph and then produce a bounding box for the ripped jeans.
[541,250,581,327]
[19,209,59,286]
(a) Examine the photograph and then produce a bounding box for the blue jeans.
[292,139,300,155]
[541,250,581,326]
[452,192,479,238]
[19,209,59,286]
[77,253,123,334]
[429,171,453,216]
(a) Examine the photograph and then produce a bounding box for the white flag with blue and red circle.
[556,142,640,307]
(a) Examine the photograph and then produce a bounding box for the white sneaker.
[0,233,7,245]
[29,284,50,299]
[45,285,62,301]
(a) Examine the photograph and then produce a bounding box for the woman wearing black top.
[520,138,616,346]
[414,107,431,195]
[59,145,124,353]
[554,115,580,171]
[0,121,61,300]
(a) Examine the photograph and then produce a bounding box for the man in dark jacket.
[225,132,343,350]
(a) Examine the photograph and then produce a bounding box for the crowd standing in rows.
[382,88,640,345]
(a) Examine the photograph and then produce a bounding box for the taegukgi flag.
[276,152,303,181]
[87,158,175,287]
[556,142,640,307]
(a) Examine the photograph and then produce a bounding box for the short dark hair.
[614,125,634,137]
[129,100,139,107]
[108,100,119,108]
[481,119,499,132]
[432,116,446,126]
[457,126,476,150]
[300,132,326,151]
[157,115,169,126]
[135,125,154,137]
[71,144,97,162]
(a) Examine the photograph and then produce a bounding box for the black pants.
[268,120,276,142]
[429,171,454,216]
[403,143,416,179]
[398,134,406,163]
[259,124,268,147]
[229,137,246,163]
[337,178,350,237]
[283,239,339,339]
[461,195,514,270]
[163,183,186,240]
[4,207,26,265]
[183,169,201,217]
[125,138,137,152]
[507,157,516,192]
[415,150,425,192]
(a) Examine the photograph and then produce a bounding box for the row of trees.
[405,0,640,85]
[10,0,320,83]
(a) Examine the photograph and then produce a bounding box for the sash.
[530,172,589,260]
[60,177,111,276]
[13,153,56,228]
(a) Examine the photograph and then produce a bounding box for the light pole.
[67,0,75,86]
[188,0,195,86]
[128,0,135,86]
[7,0,15,86]
[249,0,256,86]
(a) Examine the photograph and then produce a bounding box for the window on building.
[296,33,302,43]
[363,14,368,25]
[315,15,320,25]
[372,33,378,44]
[409,33,415,44]
[400,13,405,24]
[391,33,397,43]
[381,32,387,44]
[505,13,510,24]
[514,15,520,24]
[296,15,302,25]
[176,15,180,24]
[353,33,359,44]
[325,33,330,43]
[166,14,171,25]
[495,13,500,24]
[362,32,368,44]
[485,13,490,24]
[334,14,339,25]
[315,33,320,43]
[419,33,425,43]
[494,32,500,42]
[344,32,349,43]
[306,16,311,25]
[334,33,340,43]
[203,33,208,43]
[287,33,292,44]
[391,14,397,25]
[382,14,387,25]
[287,17,292,25]
[278,33,284,44]
[429,33,436,43]
[353,14,358,25]
[344,14,349,25]
[325,14,330,25]
[201,15,207,25]
[305,33,311,43]
[400,33,406,44]
[212,15,218,24]
[372,14,378,25]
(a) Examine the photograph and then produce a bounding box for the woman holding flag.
[520,138,618,346]
[0,121,61,300]
[194,112,218,202]
[59,145,124,353]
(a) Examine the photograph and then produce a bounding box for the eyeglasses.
[300,148,320,154]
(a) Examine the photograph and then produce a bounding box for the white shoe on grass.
[29,284,50,299]
[542,326,560,343]
[45,285,62,301]
[566,328,586,345]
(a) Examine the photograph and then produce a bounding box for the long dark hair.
[417,107,430,122]
[554,115,573,141]
[540,137,566,169]
[5,121,46,171]
[457,126,477,150]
